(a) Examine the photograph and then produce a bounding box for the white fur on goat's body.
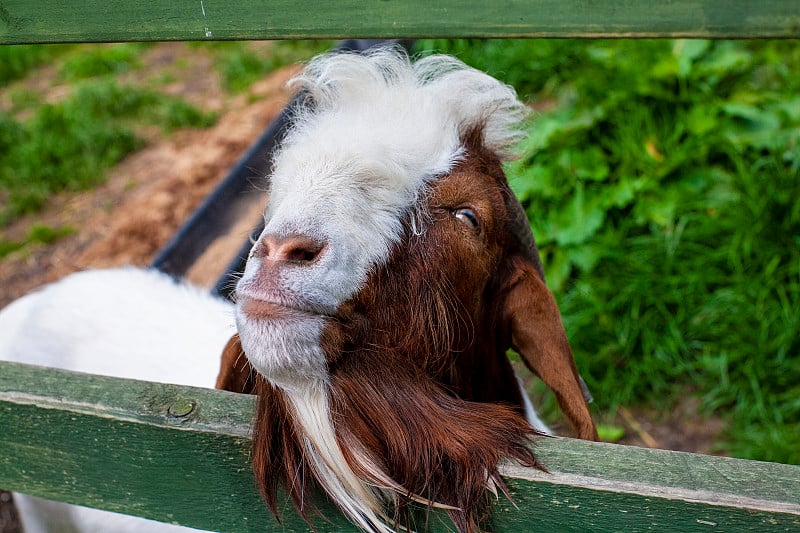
[234,47,533,533]
[0,267,234,386]
[0,267,234,533]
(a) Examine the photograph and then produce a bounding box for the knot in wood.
[167,398,196,418]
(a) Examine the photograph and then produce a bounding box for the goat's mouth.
[238,296,332,321]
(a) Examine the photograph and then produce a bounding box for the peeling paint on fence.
[200,0,211,38]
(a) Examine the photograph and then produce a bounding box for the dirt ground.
[0,43,724,532]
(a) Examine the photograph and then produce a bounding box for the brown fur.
[331,362,540,533]
[215,334,257,395]
[250,379,313,521]
[216,137,597,532]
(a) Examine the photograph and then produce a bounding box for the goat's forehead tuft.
[282,47,527,165]
[267,46,527,241]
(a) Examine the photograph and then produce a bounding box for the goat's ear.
[215,334,257,395]
[501,257,599,440]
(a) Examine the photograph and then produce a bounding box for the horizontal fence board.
[1,360,799,532]
[1,0,799,44]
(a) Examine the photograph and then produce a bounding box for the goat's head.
[218,47,597,533]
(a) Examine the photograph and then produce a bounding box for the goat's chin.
[235,306,329,388]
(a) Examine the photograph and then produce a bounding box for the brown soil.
[615,398,726,455]
[520,374,726,456]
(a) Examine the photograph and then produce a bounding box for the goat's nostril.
[257,234,325,264]
[284,239,324,263]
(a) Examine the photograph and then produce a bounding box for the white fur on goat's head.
[225,47,597,533]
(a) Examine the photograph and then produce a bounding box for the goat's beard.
[252,357,541,533]
[252,377,396,533]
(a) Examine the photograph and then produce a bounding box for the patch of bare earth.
[516,362,726,454]
[616,398,726,454]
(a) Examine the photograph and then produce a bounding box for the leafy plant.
[419,39,800,464]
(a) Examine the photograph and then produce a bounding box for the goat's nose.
[253,233,325,264]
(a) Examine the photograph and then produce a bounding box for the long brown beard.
[251,362,542,533]
[332,363,542,533]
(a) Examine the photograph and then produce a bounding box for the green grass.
[0,224,75,258]
[418,39,800,464]
[0,43,216,228]
[0,44,70,85]
[59,43,151,81]
[191,40,333,92]
[0,81,217,226]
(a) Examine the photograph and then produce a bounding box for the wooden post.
[1,361,798,532]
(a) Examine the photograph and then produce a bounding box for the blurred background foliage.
[417,39,800,464]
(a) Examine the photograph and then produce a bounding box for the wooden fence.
[2,361,798,531]
[1,1,800,531]
[1,0,799,43]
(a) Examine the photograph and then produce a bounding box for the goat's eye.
[453,207,479,229]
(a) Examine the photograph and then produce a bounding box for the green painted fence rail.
[1,0,800,44]
[1,360,799,532]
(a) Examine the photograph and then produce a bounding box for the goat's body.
[0,267,234,533]
[0,268,234,386]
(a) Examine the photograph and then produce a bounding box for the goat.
[219,46,597,533]
[0,47,596,533]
